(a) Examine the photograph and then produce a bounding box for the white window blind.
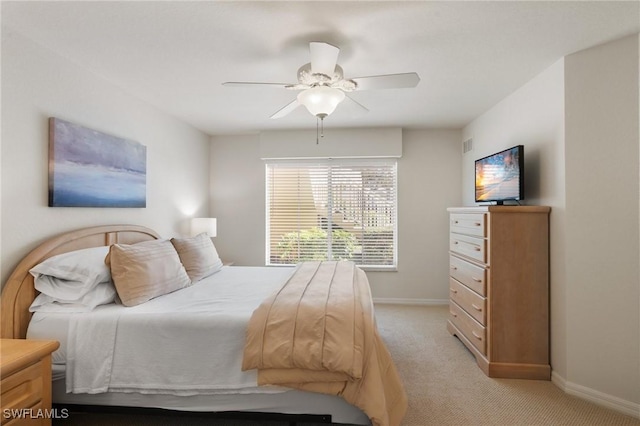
[266,160,397,269]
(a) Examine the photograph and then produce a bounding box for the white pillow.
[30,245,112,298]
[29,282,116,313]
[29,246,115,312]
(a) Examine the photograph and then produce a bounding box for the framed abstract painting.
[48,118,147,207]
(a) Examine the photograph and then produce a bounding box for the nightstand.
[1,339,59,425]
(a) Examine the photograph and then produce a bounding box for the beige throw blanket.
[242,261,407,426]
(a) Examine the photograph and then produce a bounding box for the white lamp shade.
[190,218,217,237]
[297,86,346,117]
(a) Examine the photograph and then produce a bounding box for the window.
[266,159,397,269]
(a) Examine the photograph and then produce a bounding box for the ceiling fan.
[222,42,420,121]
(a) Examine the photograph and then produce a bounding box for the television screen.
[475,145,524,204]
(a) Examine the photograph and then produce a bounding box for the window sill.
[265,263,397,272]
[360,266,398,272]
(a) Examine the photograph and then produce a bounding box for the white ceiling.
[2,1,639,135]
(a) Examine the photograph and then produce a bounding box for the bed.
[1,225,406,426]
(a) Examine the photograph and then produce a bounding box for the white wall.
[462,59,567,377]
[1,29,211,286]
[209,134,265,266]
[380,129,461,301]
[461,60,566,207]
[210,129,462,301]
[462,34,640,415]
[564,34,639,411]
[260,128,402,159]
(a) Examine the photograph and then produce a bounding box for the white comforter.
[37,266,296,396]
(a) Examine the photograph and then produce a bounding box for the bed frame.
[1,225,160,339]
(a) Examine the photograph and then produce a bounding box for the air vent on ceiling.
[462,138,473,154]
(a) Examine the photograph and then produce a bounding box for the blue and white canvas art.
[49,118,147,207]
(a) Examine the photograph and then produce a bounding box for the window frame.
[265,158,398,271]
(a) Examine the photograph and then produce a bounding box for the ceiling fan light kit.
[297,86,346,118]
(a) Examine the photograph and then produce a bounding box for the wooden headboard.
[1,225,160,339]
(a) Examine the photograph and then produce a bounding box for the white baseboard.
[372,298,448,306]
[552,371,640,419]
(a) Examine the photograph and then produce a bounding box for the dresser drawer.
[450,213,486,237]
[450,233,486,263]
[450,277,486,325]
[1,361,43,420]
[449,301,486,355]
[449,255,487,295]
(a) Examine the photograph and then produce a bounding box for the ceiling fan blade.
[351,72,420,90]
[222,82,292,88]
[310,42,340,76]
[344,95,369,114]
[270,99,301,119]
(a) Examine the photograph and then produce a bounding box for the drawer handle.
[449,311,457,318]
[454,220,459,224]
[471,331,483,340]
[450,266,457,270]
[474,222,481,226]
[474,247,481,251]
[472,277,482,282]
[472,304,482,312]
[450,289,458,294]
[453,241,459,245]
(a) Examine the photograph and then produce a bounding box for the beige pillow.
[107,240,191,307]
[170,233,223,282]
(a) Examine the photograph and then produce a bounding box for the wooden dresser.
[1,339,59,425]
[447,206,550,380]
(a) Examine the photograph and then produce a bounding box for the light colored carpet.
[53,304,639,425]
[376,304,639,426]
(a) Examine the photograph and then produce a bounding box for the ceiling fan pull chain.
[316,116,319,144]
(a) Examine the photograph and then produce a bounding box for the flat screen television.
[475,145,524,205]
